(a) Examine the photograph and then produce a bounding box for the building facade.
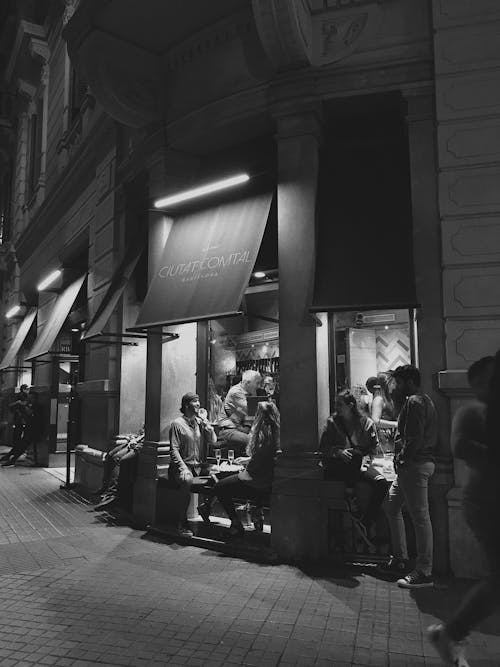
[1,0,499,577]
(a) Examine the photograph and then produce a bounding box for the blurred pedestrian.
[428,352,500,666]
[2,384,33,467]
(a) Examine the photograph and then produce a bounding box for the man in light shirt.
[217,370,262,454]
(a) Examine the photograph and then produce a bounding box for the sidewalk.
[0,464,498,666]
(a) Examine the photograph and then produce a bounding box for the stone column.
[271,102,326,562]
[404,87,452,575]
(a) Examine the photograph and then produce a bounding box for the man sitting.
[217,370,262,455]
[168,392,216,537]
[94,425,144,510]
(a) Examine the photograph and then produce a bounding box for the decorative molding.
[436,72,500,121]
[320,12,368,59]
[441,166,500,215]
[442,217,500,265]
[444,267,500,316]
[445,320,500,367]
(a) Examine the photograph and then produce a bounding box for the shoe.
[197,502,211,525]
[377,556,409,575]
[175,526,194,538]
[228,521,245,538]
[427,623,470,666]
[93,494,117,510]
[1,459,15,467]
[397,569,434,589]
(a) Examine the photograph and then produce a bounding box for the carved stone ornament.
[252,0,389,69]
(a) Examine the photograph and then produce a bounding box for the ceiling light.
[71,328,79,332]
[154,173,250,209]
[253,271,266,279]
[6,305,21,319]
[37,269,61,291]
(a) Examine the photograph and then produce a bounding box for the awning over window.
[0,307,37,371]
[134,192,273,328]
[26,274,86,360]
[311,131,417,313]
[82,242,145,341]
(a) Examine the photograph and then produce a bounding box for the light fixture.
[6,305,21,319]
[71,328,79,333]
[253,271,266,279]
[37,269,61,291]
[154,173,250,209]
[209,339,217,345]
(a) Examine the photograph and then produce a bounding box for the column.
[404,88,452,576]
[271,102,326,562]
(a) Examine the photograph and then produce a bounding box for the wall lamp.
[37,269,62,291]
[6,304,22,319]
[153,173,250,209]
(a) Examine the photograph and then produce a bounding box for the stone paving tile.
[0,466,500,666]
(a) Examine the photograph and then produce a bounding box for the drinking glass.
[215,448,221,469]
[228,449,235,465]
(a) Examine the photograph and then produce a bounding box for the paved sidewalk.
[0,465,499,666]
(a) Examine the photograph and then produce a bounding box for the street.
[0,465,498,666]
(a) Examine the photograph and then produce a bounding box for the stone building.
[0,0,498,577]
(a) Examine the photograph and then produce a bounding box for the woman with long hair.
[320,389,389,541]
[212,401,280,537]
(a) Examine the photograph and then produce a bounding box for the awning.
[134,192,273,328]
[82,241,145,341]
[0,307,37,371]
[26,274,87,360]
[311,132,418,313]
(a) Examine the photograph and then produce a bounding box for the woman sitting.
[212,401,280,537]
[365,373,398,452]
[320,389,389,540]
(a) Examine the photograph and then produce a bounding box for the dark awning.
[26,274,86,360]
[82,242,145,341]
[134,192,273,328]
[0,307,37,371]
[311,118,418,313]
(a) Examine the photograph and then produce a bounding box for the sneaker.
[427,623,470,666]
[397,569,434,589]
[377,556,409,575]
[197,502,211,525]
[1,459,15,468]
[93,494,117,510]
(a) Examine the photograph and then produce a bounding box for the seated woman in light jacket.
[208,401,280,537]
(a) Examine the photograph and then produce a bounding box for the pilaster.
[271,102,326,562]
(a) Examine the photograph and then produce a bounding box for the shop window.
[330,308,417,409]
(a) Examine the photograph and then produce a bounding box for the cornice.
[15,112,116,266]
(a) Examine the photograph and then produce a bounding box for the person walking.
[427,353,500,666]
[2,384,33,467]
[380,364,438,588]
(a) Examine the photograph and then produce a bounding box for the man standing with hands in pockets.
[380,364,438,588]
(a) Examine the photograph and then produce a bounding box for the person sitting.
[210,401,280,537]
[319,389,390,543]
[168,392,216,537]
[216,369,262,455]
[94,424,145,510]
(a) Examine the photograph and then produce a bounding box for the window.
[27,96,43,199]
[69,65,87,124]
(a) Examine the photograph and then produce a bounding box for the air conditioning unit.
[358,313,396,325]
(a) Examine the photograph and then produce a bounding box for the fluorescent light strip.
[37,269,61,291]
[154,173,250,209]
[6,305,21,319]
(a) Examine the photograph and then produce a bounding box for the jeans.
[214,474,267,523]
[104,444,138,494]
[383,461,435,575]
[218,428,249,456]
[446,499,500,641]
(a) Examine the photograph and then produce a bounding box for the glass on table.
[227,449,235,465]
[215,448,222,469]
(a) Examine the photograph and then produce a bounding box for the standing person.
[211,401,280,537]
[319,390,389,543]
[427,354,500,666]
[169,392,216,537]
[217,370,262,455]
[379,364,438,588]
[2,384,33,467]
[366,373,398,449]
